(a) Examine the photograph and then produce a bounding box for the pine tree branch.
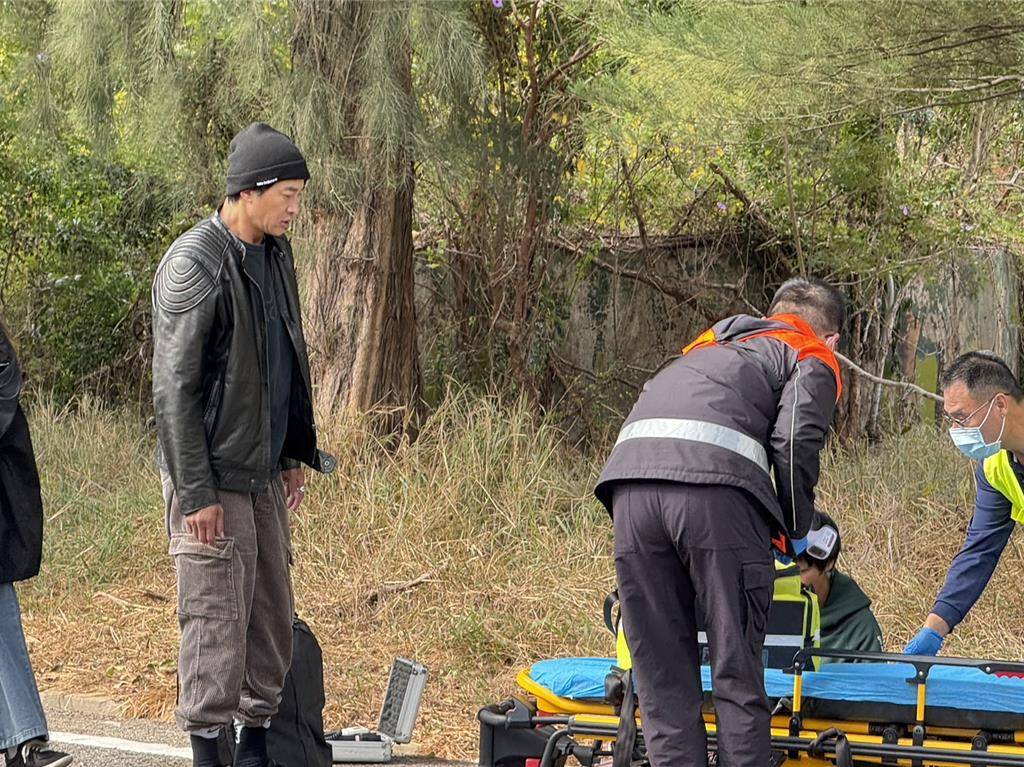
[620,154,650,253]
[588,253,696,303]
[891,26,1024,60]
[539,42,599,91]
[782,133,805,277]
[706,161,780,242]
[799,74,1024,96]
[550,349,639,391]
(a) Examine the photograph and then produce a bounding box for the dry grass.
[820,433,1024,661]
[16,395,1024,759]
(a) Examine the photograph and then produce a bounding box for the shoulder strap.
[740,314,843,401]
[681,315,842,400]
[682,327,717,355]
[603,590,620,635]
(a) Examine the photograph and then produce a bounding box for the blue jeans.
[0,582,48,751]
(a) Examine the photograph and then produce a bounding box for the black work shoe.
[6,740,73,767]
[190,732,233,767]
[233,726,268,767]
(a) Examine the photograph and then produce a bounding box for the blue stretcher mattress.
[529,657,1024,725]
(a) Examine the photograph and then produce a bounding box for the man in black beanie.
[152,122,335,767]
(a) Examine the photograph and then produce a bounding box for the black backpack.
[267,616,333,767]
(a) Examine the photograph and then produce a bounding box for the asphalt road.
[46,708,190,766]
[44,708,472,767]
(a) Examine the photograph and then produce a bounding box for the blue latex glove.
[773,549,793,566]
[904,627,944,656]
[773,536,808,566]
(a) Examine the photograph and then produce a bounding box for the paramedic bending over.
[595,277,845,767]
[905,351,1022,656]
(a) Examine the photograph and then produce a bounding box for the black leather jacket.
[152,213,335,515]
[0,326,44,584]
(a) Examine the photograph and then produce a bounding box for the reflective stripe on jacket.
[595,313,840,541]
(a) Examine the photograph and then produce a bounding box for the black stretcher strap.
[808,728,853,767]
[612,670,638,767]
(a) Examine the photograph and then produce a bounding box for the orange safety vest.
[682,313,843,401]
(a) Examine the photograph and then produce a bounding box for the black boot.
[233,726,268,767]
[190,729,233,767]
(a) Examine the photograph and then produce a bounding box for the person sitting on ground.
[798,511,884,662]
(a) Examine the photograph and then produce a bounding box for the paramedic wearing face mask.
[905,351,1022,656]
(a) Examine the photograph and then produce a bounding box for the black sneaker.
[6,740,73,767]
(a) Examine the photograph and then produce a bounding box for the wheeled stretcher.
[478,649,1024,767]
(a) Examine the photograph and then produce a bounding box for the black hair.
[939,351,1024,402]
[225,187,266,205]
[768,277,846,337]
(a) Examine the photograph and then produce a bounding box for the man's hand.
[904,627,944,656]
[904,615,950,656]
[283,467,306,511]
[184,503,224,546]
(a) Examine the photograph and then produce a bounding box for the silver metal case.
[377,658,428,743]
[329,658,428,763]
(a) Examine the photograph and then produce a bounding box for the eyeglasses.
[943,395,1000,428]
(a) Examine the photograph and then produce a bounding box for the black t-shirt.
[243,240,295,468]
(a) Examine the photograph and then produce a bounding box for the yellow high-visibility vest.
[614,561,821,670]
[982,450,1024,523]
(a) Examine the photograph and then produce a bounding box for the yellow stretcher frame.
[563,713,1024,767]
[519,670,1024,746]
[520,668,881,739]
[501,649,1024,767]
[517,668,1024,744]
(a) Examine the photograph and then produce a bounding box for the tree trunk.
[293,0,422,432]
[837,279,884,441]
[867,275,902,439]
[305,170,420,429]
[898,315,922,382]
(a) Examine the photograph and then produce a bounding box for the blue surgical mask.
[949,398,1006,461]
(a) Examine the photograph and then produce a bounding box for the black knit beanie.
[226,122,310,196]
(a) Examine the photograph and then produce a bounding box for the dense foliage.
[4,0,1024,436]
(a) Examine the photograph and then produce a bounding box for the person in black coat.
[0,325,73,767]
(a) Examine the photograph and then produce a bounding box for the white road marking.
[49,731,191,760]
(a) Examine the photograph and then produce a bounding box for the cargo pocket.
[741,560,773,646]
[169,534,238,621]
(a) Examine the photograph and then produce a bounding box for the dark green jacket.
[819,571,884,663]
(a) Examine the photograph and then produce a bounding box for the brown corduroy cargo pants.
[162,472,294,732]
